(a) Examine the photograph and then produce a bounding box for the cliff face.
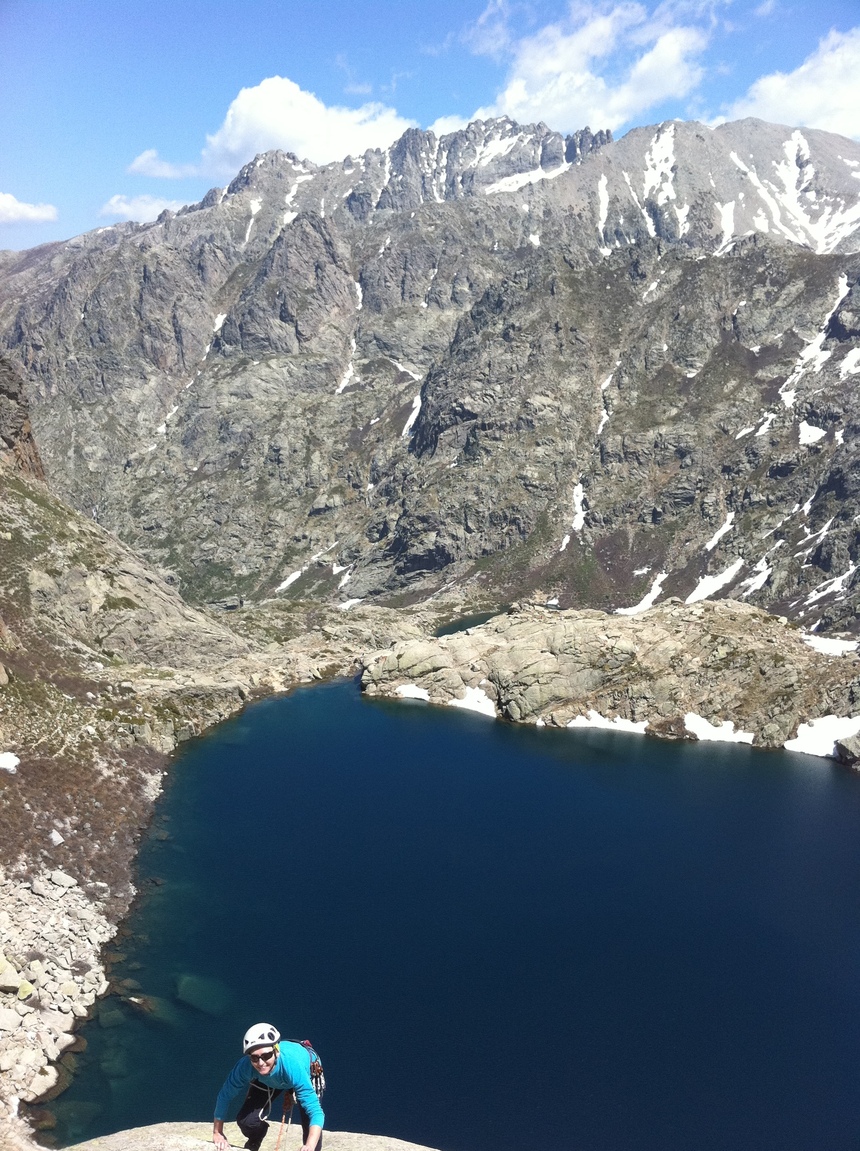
[0,117,857,632]
[0,355,44,480]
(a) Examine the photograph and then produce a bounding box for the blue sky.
[1,0,858,250]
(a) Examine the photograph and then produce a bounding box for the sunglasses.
[249,1050,276,1064]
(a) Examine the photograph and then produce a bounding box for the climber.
[213,1022,325,1151]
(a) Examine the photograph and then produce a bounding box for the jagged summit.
[167,114,860,257]
[0,115,859,634]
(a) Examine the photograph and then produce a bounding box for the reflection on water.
[45,681,860,1151]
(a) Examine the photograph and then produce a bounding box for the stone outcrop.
[362,599,860,748]
[38,1121,441,1151]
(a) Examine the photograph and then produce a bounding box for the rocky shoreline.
[0,868,114,1111]
[2,594,860,1150]
[363,599,860,757]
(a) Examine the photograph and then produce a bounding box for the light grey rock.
[362,599,860,748]
[835,732,860,765]
[0,962,22,993]
[49,869,77,888]
[64,1121,443,1151]
[0,1008,21,1032]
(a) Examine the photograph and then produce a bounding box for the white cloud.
[200,75,417,174]
[428,113,471,136]
[723,27,860,139]
[99,194,188,222]
[464,0,515,59]
[0,191,58,224]
[469,2,711,133]
[128,149,199,179]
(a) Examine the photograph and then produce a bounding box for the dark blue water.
[50,680,860,1150]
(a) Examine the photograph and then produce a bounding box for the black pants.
[236,1080,322,1151]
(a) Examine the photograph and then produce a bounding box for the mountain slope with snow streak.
[1,115,859,635]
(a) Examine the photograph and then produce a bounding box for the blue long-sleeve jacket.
[214,1042,325,1128]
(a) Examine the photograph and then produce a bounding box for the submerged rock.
[175,974,231,1016]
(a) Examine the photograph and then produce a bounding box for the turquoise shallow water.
[49,679,860,1150]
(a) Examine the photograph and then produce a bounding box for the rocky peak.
[0,115,859,632]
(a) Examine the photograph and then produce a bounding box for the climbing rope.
[273,1090,295,1151]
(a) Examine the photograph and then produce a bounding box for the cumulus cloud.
[128,149,199,179]
[99,194,188,222]
[200,75,417,174]
[723,27,860,139]
[428,113,471,136]
[467,1,711,133]
[0,192,58,224]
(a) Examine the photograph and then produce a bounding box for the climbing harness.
[295,1039,326,1100]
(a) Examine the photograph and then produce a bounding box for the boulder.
[834,733,860,766]
[175,973,231,1016]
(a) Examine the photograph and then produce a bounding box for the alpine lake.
[45,677,860,1151]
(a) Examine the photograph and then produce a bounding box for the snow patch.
[684,713,754,744]
[714,201,735,254]
[567,710,648,734]
[472,131,523,168]
[731,134,860,254]
[805,564,857,606]
[396,684,430,701]
[213,313,227,332]
[798,421,826,445]
[784,714,860,758]
[528,233,540,247]
[685,557,744,603]
[336,363,355,395]
[571,483,585,532]
[616,572,667,615]
[623,170,655,237]
[840,348,860,378]
[402,393,422,437]
[275,569,303,592]
[778,274,848,407]
[0,752,20,774]
[338,598,363,611]
[802,634,858,656]
[642,124,676,207]
[597,173,611,253]
[448,686,496,717]
[243,198,262,244]
[484,163,570,195]
[737,543,783,598]
[389,358,422,381]
[704,512,735,551]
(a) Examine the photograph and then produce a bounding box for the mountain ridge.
[1,114,859,629]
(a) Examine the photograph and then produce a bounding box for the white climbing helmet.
[243,1023,281,1053]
